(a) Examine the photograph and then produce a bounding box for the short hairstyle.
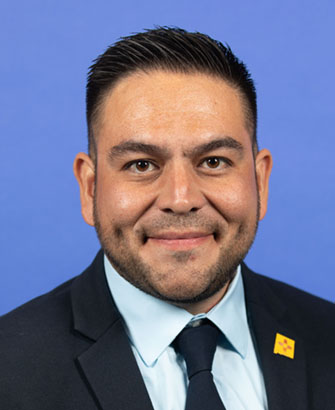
[86,27,258,160]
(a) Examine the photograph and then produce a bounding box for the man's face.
[75,70,272,312]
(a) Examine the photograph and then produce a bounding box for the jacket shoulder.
[0,273,100,409]
[243,264,335,338]
[0,276,75,332]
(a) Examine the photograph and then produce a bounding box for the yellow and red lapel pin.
[273,333,295,359]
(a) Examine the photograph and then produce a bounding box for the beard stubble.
[93,193,259,305]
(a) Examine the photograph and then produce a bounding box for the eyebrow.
[108,141,170,161]
[108,136,244,162]
[184,137,244,158]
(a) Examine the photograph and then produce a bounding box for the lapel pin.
[273,332,295,359]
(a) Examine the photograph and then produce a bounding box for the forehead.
[95,70,252,151]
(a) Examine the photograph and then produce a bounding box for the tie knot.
[174,319,220,379]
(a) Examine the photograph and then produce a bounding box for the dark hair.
[87,27,257,160]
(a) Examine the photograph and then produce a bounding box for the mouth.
[145,232,214,251]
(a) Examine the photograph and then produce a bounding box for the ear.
[73,152,95,226]
[255,148,273,221]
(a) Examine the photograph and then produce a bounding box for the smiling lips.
[147,232,213,250]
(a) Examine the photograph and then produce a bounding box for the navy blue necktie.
[174,320,227,410]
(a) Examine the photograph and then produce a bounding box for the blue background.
[1,0,334,314]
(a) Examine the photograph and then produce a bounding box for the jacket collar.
[71,250,119,341]
[241,263,309,410]
[71,250,154,410]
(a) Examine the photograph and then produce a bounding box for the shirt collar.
[104,255,249,366]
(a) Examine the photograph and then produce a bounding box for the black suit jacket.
[1,250,335,409]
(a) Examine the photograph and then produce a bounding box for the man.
[0,27,334,410]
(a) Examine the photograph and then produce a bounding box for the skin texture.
[74,70,272,314]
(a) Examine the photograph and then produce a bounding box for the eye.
[126,160,157,173]
[200,157,231,170]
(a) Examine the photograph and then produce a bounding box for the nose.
[156,162,206,214]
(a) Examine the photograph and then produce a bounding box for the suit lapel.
[242,264,309,410]
[71,251,154,410]
[77,319,154,410]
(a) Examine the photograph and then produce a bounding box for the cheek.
[207,176,258,221]
[96,179,151,225]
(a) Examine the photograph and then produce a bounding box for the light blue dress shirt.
[104,256,268,410]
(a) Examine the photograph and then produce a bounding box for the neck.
[172,281,231,315]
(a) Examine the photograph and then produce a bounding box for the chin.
[144,272,227,305]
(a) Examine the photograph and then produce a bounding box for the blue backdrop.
[1,0,334,314]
